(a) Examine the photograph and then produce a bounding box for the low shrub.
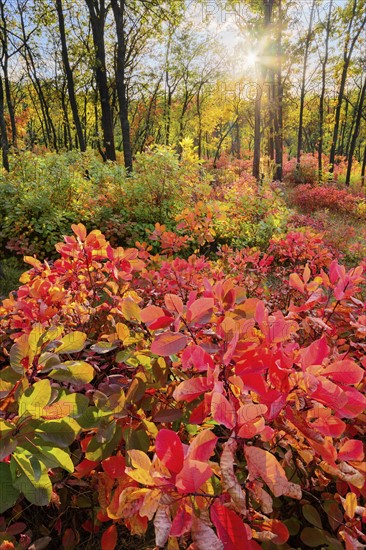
[290,183,365,218]
[0,224,365,549]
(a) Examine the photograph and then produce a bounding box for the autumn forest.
[0,1,365,549]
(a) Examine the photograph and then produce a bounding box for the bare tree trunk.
[329,0,366,175]
[253,0,273,180]
[345,76,366,186]
[361,143,366,186]
[111,0,132,171]
[318,0,332,181]
[0,73,9,170]
[0,1,17,148]
[274,0,283,181]
[56,0,86,151]
[296,0,315,170]
[85,0,116,161]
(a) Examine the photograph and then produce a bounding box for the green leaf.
[36,446,74,473]
[18,379,51,419]
[38,352,62,373]
[86,423,122,462]
[11,453,52,506]
[29,456,42,482]
[303,504,322,529]
[0,367,21,398]
[41,392,89,419]
[300,527,327,548]
[55,332,87,354]
[49,361,95,385]
[28,323,46,362]
[0,418,15,439]
[123,427,150,458]
[283,517,301,536]
[76,406,111,429]
[36,418,79,448]
[0,462,20,513]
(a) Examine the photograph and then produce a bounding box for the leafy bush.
[0,224,365,549]
[290,183,365,218]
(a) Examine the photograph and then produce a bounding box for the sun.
[245,51,257,66]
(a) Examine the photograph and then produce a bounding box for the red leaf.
[149,316,174,330]
[310,377,348,411]
[175,459,213,493]
[173,377,210,402]
[155,429,184,473]
[322,360,364,386]
[151,331,187,356]
[141,305,165,326]
[74,459,98,478]
[181,344,214,371]
[337,387,366,418]
[62,528,77,550]
[101,524,117,550]
[188,429,218,462]
[186,297,214,325]
[164,294,184,315]
[211,392,236,429]
[311,416,346,438]
[338,440,364,462]
[300,336,329,370]
[170,504,193,537]
[259,519,289,544]
[102,455,126,478]
[211,502,250,550]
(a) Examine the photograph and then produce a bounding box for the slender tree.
[110,0,132,170]
[345,76,366,186]
[85,0,116,161]
[329,0,366,176]
[56,0,86,151]
[296,0,315,170]
[318,0,333,181]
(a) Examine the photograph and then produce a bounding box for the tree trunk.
[318,0,332,181]
[296,0,315,170]
[329,0,366,175]
[345,76,366,186]
[0,73,9,171]
[274,0,283,181]
[85,0,116,161]
[111,0,132,171]
[56,0,86,152]
[0,1,17,148]
[253,0,273,180]
[361,143,366,186]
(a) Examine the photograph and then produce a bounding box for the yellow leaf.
[122,297,141,321]
[128,449,152,471]
[56,332,87,354]
[139,488,161,520]
[116,323,130,342]
[28,323,45,364]
[344,492,357,519]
